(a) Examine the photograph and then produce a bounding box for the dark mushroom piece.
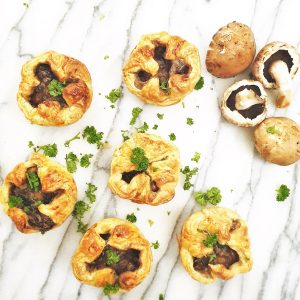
[221,79,268,127]
[252,42,300,108]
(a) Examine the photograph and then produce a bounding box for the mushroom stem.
[235,89,262,110]
[269,60,292,108]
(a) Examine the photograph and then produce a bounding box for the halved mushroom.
[206,21,256,78]
[252,42,300,108]
[221,79,268,127]
[254,117,300,165]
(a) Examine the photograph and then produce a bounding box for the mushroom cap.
[221,79,268,127]
[252,41,300,89]
[254,117,300,165]
[206,21,256,78]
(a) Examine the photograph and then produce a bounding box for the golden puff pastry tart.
[123,32,201,106]
[0,153,77,234]
[71,218,152,293]
[17,51,92,126]
[108,133,180,205]
[179,207,253,284]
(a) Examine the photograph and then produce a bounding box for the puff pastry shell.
[17,51,92,126]
[123,32,201,106]
[0,153,77,233]
[108,133,180,205]
[71,218,152,292]
[179,207,253,284]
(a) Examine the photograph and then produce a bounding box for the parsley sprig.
[26,172,40,192]
[106,249,120,265]
[181,166,198,190]
[194,187,222,206]
[48,79,66,97]
[276,184,290,201]
[82,126,104,149]
[130,107,143,125]
[203,233,218,247]
[28,141,58,157]
[64,132,81,147]
[105,87,122,106]
[130,147,149,171]
[126,213,137,223]
[103,283,119,295]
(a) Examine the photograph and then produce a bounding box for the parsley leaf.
[130,147,149,171]
[266,126,281,135]
[80,154,93,168]
[203,233,218,247]
[276,184,290,201]
[121,130,130,142]
[157,113,164,120]
[160,81,170,93]
[191,152,201,163]
[181,166,198,190]
[169,133,176,141]
[82,126,104,148]
[104,55,109,60]
[136,122,149,133]
[194,76,204,90]
[152,124,158,130]
[85,183,97,203]
[187,117,194,125]
[151,241,160,249]
[208,253,217,263]
[103,283,119,295]
[26,172,40,192]
[194,187,222,206]
[105,87,122,104]
[148,219,154,226]
[126,213,137,223]
[159,294,164,300]
[64,132,80,147]
[48,79,66,97]
[8,196,23,208]
[72,200,90,234]
[29,142,58,157]
[65,152,78,173]
[106,249,120,265]
[130,107,143,125]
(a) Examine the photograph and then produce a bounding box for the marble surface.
[1,0,300,299]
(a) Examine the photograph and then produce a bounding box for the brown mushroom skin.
[254,117,300,166]
[206,21,256,78]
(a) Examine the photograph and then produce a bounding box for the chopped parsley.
[181,166,198,190]
[80,154,93,168]
[169,133,176,141]
[105,87,122,104]
[191,152,201,163]
[104,55,109,60]
[48,79,66,97]
[266,126,281,135]
[130,147,149,171]
[29,142,58,157]
[82,126,104,148]
[136,122,149,133]
[152,124,158,130]
[208,253,217,263]
[157,113,164,120]
[152,167,158,172]
[26,172,40,192]
[64,132,80,147]
[186,117,194,125]
[159,294,164,300]
[103,283,119,295]
[126,213,137,223]
[23,2,29,8]
[151,241,160,249]
[194,187,222,206]
[106,249,120,265]
[85,183,97,203]
[194,76,204,90]
[121,129,130,142]
[65,152,78,173]
[8,195,23,208]
[276,184,290,201]
[130,107,143,125]
[203,233,218,247]
[148,219,154,226]
[160,81,170,93]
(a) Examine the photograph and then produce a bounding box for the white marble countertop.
[1,0,300,299]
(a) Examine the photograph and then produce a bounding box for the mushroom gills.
[226,85,265,119]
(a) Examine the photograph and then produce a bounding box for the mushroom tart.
[108,133,180,205]
[0,153,77,233]
[123,32,201,106]
[254,117,300,165]
[221,79,268,127]
[179,207,253,284]
[206,21,256,78]
[72,218,152,293]
[17,51,93,126]
[252,42,300,108]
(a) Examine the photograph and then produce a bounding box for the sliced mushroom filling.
[263,50,293,83]
[193,244,239,273]
[134,44,190,91]
[227,85,265,119]
[86,243,140,276]
[9,166,62,233]
[30,64,68,108]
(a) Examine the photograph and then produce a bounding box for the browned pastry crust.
[0,153,77,233]
[123,32,201,106]
[71,218,152,292]
[179,207,253,284]
[17,51,93,126]
[108,133,180,205]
